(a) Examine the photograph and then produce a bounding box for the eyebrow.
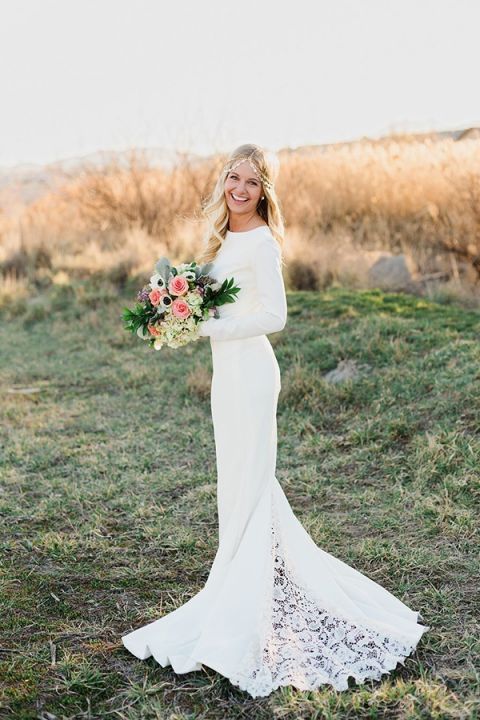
[228,171,259,181]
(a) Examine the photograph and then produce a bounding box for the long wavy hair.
[196,144,285,267]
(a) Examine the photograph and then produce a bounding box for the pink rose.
[149,288,169,307]
[168,275,189,296]
[149,289,162,306]
[171,298,191,319]
[147,324,162,336]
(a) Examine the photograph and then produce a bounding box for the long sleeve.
[198,235,287,341]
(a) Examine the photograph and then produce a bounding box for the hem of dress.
[122,636,206,674]
[122,630,430,699]
[230,620,430,698]
[232,640,429,697]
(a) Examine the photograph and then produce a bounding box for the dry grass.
[1,137,480,307]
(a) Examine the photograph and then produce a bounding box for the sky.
[1,0,479,168]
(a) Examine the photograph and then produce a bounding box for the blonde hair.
[196,143,285,266]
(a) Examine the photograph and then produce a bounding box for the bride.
[121,143,429,697]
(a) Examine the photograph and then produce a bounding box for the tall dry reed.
[1,137,479,300]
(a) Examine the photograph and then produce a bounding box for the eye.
[228,173,258,185]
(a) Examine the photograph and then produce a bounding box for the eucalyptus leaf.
[155,257,172,280]
[198,262,214,277]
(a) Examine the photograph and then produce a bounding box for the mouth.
[230,192,249,204]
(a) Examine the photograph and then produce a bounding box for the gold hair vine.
[223,153,274,192]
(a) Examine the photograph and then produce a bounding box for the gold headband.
[223,152,274,192]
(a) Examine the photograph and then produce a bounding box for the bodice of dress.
[198,226,288,342]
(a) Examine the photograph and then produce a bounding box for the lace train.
[231,513,427,697]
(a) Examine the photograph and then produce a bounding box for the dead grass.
[1,137,480,307]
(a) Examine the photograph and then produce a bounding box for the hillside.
[1,126,478,208]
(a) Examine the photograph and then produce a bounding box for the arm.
[198,235,287,341]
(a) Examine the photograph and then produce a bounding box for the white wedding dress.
[122,225,429,697]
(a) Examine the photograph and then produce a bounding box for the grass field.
[0,282,479,719]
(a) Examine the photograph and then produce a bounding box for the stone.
[367,253,414,291]
[323,359,371,384]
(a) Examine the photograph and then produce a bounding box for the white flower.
[182,270,196,281]
[150,273,167,290]
[185,291,202,307]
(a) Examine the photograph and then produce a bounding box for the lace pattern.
[230,500,423,697]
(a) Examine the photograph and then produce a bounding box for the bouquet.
[122,256,240,350]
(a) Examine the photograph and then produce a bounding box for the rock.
[367,254,414,291]
[7,387,42,394]
[323,360,371,384]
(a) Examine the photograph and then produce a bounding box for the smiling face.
[224,159,263,219]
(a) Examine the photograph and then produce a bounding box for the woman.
[121,143,429,697]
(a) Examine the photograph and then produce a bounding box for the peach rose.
[171,298,191,319]
[147,324,162,336]
[149,289,163,306]
[168,275,189,296]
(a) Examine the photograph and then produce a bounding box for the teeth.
[232,194,248,201]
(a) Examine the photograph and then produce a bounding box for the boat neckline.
[226,225,269,235]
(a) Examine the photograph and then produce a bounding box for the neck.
[228,213,263,232]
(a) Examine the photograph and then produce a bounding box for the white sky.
[1,0,479,167]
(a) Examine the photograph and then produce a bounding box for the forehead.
[228,159,260,180]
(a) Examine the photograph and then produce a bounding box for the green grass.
[0,281,479,719]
